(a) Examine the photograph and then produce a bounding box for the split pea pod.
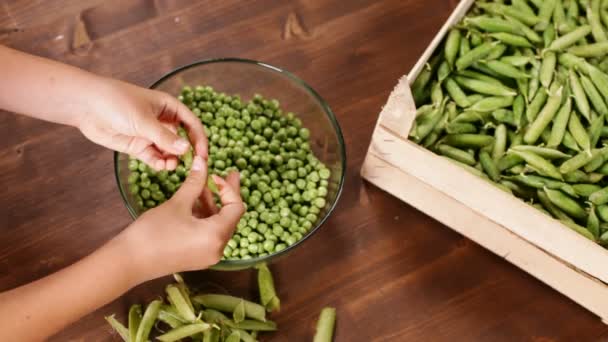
[524,87,563,144]
[105,315,129,342]
[508,150,563,180]
[192,294,267,322]
[256,263,281,312]
[128,305,143,342]
[157,323,212,342]
[547,98,573,148]
[135,300,162,342]
[313,307,337,342]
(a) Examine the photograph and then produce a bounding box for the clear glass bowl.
[114,58,346,271]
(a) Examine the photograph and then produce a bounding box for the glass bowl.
[114,58,346,271]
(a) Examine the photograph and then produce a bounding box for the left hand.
[78,78,207,170]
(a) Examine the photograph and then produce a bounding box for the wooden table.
[1,1,607,341]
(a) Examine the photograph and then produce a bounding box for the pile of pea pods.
[410,0,608,244]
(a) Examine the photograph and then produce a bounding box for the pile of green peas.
[127,85,332,260]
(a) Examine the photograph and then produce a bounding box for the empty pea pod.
[444,134,495,149]
[544,187,586,220]
[524,86,563,144]
[469,96,514,112]
[454,76,517,97]
[313,307,337,342]
[508,150,563,180]
[548,25,592,51]
[256,263,281,312]
[157,323,212,342]
[128,305,143,342]
[105,315,129,342]
[568,111,591,151]
[445,29,462,69]
[135,300,162,342]
[455,41,501,71]
[444,78,471,107]
[547,98,573,148]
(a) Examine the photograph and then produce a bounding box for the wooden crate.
[361,0,608,322]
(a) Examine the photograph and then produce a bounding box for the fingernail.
[174,139,189,152]
[212,174,223,185]
[192,155,205,171]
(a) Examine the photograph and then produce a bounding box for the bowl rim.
[114,57,347,268]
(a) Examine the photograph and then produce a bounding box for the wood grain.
[0,0,606,341]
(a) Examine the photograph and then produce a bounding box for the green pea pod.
[135,300,162,342]
[464,16,523,35]
[444,134,495,149]
[456,70,504,85]
[467,94,485,105]
[543,24,556,48]
[105,315,129,342]
[510,145,571,160]
[486,44,509,61]
[223,319,278,331]
[587,67,608,105]
[598,204,608,222]
[560,219,597,240]
[526,89,549,123]
[524,86,563,144]
[414,98,447,142]
[508,150,563,180]
[506,174,578,198]
[479,151,500,181]
[489,32,533,48]
[128,305,143,342]
[498,154,524,172]
[505,16,543,44]
[442,156,489,179]
[454,76,517,97]
[509,131,524,148]
[548,98,573,148]
[157,323,212,342]
[580,73,608,116]
[544,187,586,220]
[493,124,507,160]
[225,331,241,342]
[233,300,246,323]
[437,61,451,83]
[568,111,592,152]
[589,113,605,148]
[455,41,502,71]
[313,307,337,342]
[452,110,492,123]
[501,179,536,198]
[459,35,471,57]
[538,189,574,222]
[512,95,525,130]
[158,308,187,329]
[446,122,477,134]
[548,25,592,51]
[437,145,476,165]
[444,78,470,107]
[481,60,530,79]
[573,184,603,197]
[501,56,533,67]
[540,52,557,88]
[567,0,580,19]
[588,1,607,42]
[230,328,257,342]
[553,0,566,24]
[256,263,281,312]
[492,109,516,127]
[535,0,557,31]
[562,131,582,152]
[559,148,606,174]
[590,186,608,205]
[569,69,591,122]
[469,96,514,112]
[512,0,536,16]
[568,41,608,57]
[478,3,540,26]
[445,29,462,69]
[203,329,221,342]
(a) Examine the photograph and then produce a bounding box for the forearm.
[0,45,108,127]
[0,235,142,341]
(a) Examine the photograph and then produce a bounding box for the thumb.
[174,155,207,205]
[140,118,190,155]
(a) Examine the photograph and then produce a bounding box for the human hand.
[114,155,245,282]
[78,78,207,170]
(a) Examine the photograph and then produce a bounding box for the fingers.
[140,116,190,156]
[134,145,177,171]
[201,188,220,215]
[208,173,244,238]
[171,97,208,158]
[173,156,207,205]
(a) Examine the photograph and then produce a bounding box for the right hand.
[115,155,245,282]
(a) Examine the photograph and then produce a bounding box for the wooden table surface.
[1,0,607,341]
